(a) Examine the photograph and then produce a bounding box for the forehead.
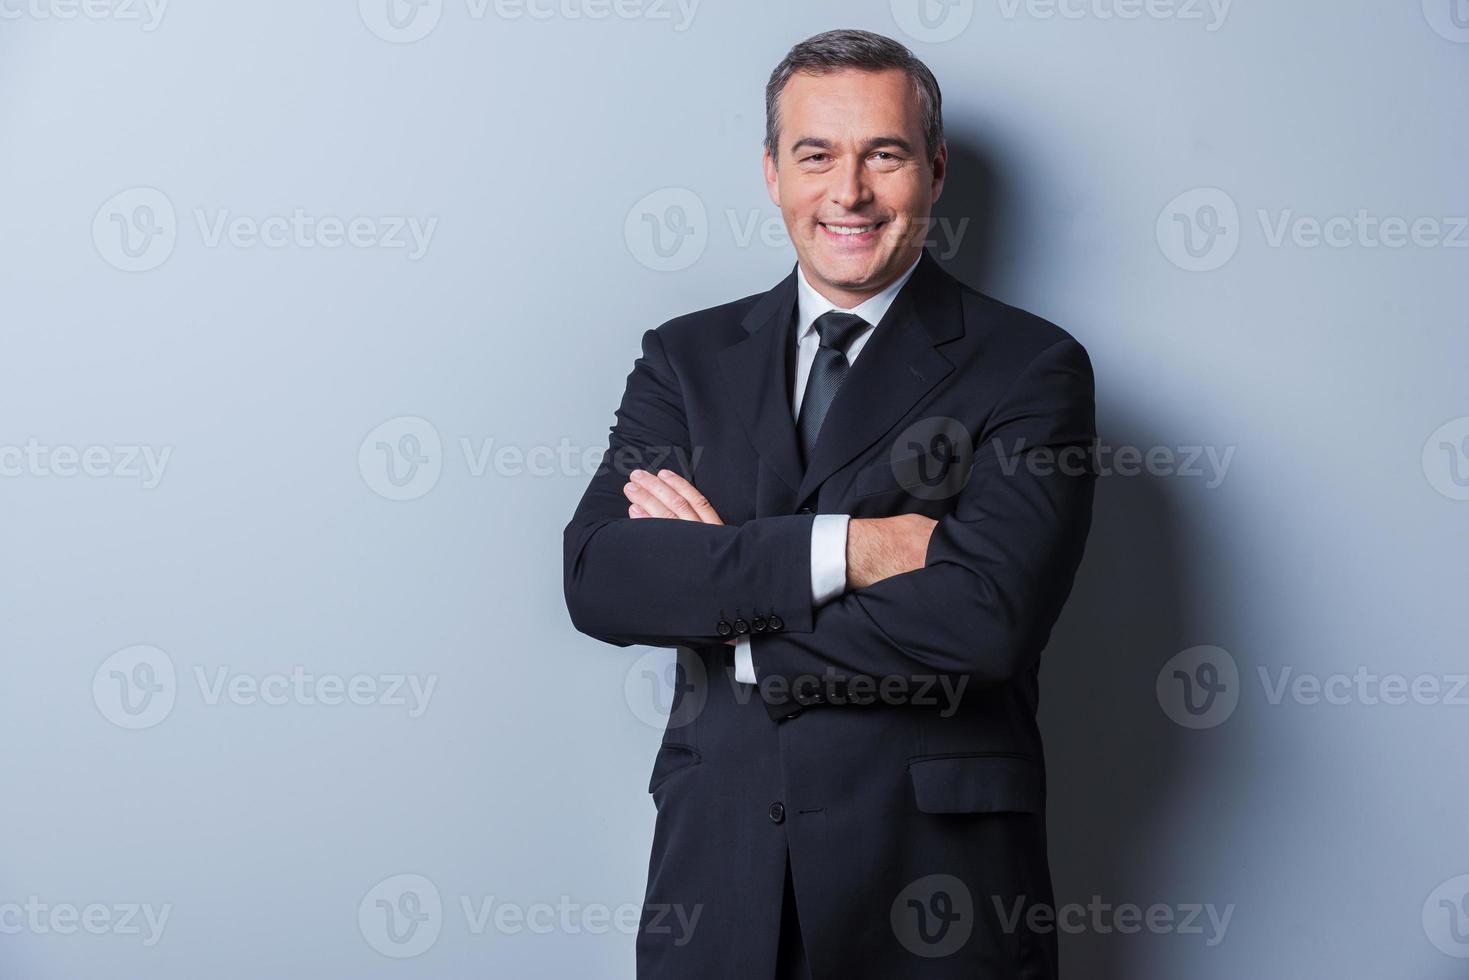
[777,68,922,142]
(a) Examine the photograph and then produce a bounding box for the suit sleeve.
[748,337,1097,719]
[563,327,817,648]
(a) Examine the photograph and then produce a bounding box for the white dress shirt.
[733,253,922,684]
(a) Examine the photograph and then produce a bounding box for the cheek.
[880,174,932,214]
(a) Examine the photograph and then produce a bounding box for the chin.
[810,252,881,285]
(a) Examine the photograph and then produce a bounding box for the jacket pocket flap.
[907,754,1044,814]
[647,743,702,794]
[852,458,900,497]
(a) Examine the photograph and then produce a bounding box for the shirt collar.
[794,252,923,342]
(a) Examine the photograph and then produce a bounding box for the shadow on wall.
[935,133,1212,980]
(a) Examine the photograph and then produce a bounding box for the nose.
[830,155,872,212]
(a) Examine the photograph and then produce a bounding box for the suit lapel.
[717,249,967,507]
[794,249,963,506]
[717,266,805,494]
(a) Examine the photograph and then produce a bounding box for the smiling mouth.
[820,220,887,235]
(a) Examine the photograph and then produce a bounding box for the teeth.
[825,223,877,235]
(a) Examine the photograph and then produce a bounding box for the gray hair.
[764,29,944,164]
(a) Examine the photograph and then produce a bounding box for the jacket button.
[797,507,813,515]
[751,615,767,632]
[768,614,783,631]
[733,617,749,634]
[716,619,732,636]
[768,802,786,824]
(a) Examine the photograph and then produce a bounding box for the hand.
[621,470,734,644]
[623,469,724,524]
[845,514,938,590]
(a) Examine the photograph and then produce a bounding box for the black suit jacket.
[564,248,1096,979]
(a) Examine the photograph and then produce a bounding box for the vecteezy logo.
[93,644,177,730]
[625,648,708,730]
[358,416,443,501]
[890,0,975,43]
[93,187,177,272]
[359,873,443,958]
[1422,416,1469,501]
[358,0,443,42]
[624,188,707,272]
[1156,645,1239,729]
[891,874,973,958]
[1423,0,1469,42]
[890,416,974,501]
[1156,187,1240,272]
[1423,875,1469,957]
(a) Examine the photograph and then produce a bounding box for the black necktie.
[796,311,869,462]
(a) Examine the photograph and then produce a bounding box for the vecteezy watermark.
[889,0,974,43]
[1157,645,1241,729]
[0,439,171,488]
[1158,187,1469,271]
[873,419,1236,499]
[1424,875,1469,958]
[1257,667,1469,708]
[984,437,1235,488]
[360,874,442,958]
[993,895,1234,946]
[358,416,444,501]
[625,649,708,731]
[1156,188,1240,272]
[0,897,172,946]
[993,0,1232,30]
[1422,0,1469,43]
[357,873,700,958]
[890,876,1234,958]
[0,0,168,29]
[356,0,699,43]
[92,645,438,729]
[892,875,974,958]
[626,651,971,728]
[889,417,975,502]
[758,668,971,716]
[623,187,970,273]
[889,0,1229,44]
[1423,416,1469,501]
[357,415,705,501]
[1157,645,1469,729]
[93,187,437,272]
[624,188,708,272]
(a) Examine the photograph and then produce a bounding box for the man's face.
[763,67,946,307]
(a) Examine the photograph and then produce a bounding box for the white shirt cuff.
[734,635,755,684]
[733,514,849,686]
[810,513,850,607]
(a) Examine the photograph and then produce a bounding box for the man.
[564,29,1096,980]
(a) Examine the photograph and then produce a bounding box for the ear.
[763,147,781,208]
[929,141,948,206]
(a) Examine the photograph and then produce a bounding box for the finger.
[629,469,703,522]
[654,469,723,525]
[623,477,675,518]
[629,503,649,518]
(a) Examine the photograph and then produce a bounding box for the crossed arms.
[562,327,1097,710]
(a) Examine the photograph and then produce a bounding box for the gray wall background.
[2,0,1466,976]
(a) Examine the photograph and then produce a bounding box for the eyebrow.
[788,135,915,156]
